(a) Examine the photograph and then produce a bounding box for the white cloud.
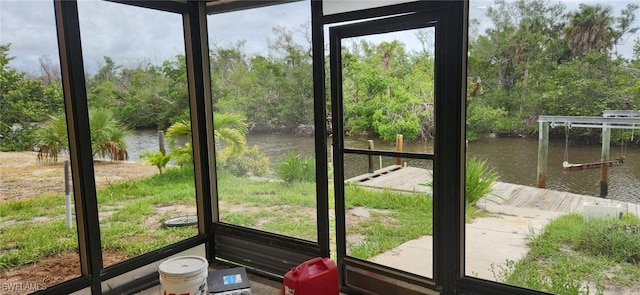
[0,1,60,72]
[0,0,637,75]
[207,1,310,56]
[76,1,185,73]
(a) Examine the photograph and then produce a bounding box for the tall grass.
[465,156,499,207]
[499,214,640,293]
[575,218,640,264]
[274,150,315,183]
[423,156,499,210]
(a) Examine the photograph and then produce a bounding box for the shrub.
[89,110,129,161]
[465,156,499,207]
[33,110,129,162]
[274,150,315,183]
[171,143,193,167]
[139,150,173,174]
[422,156,498,208]
[218,145,270,177]
[0,123,39,152]
[34,115,68,162]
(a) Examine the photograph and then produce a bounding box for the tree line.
[467,0,639,140]
[1,0,639,152]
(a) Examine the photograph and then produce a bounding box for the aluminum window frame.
[45,0,568,293]
[47,1,210,294]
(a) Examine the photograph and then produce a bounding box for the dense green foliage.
[341,39,435,141]
[468,1,639,139]
[87,56,188,129]
[0,124,39,152]
[2,1,640,149]
[0,44,63,151]
[211,27,314,129]
[164,113,270,176]
[0,45,63,126]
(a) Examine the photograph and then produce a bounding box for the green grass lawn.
[344,185,433,258]
[0,165,434,270]
[4,164,638,295]
[0,165,199,269]
[496,214,640,294]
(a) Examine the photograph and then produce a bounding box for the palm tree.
[89,110,129,161]
[35,114,68,162]
[212,113,248,156]
[564,4,617,57]
[35,110,129,162]
[165,113,248,164]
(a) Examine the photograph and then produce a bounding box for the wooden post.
[536,122,549,188]
[395,134,403,165]
[368,140,375,173]
[600,125,611,198]
[158,130,166,155]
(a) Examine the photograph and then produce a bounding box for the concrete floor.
[137,271,282,295]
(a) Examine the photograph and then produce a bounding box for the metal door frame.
[328,2,466,293]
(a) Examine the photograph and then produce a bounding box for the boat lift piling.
[537,110,640,198]
[601,124,611,197]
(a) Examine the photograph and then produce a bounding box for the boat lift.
[537,110,640,198]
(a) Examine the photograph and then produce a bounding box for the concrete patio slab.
[369,203,564,281]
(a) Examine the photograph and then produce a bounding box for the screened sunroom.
[3,0,639,294]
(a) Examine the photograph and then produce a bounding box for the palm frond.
[165,120,191,147]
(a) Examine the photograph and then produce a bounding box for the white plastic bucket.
[158,256,208,295]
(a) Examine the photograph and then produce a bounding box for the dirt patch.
[0,251,127,295]
[0,152,158,293]
[0,151,158,202]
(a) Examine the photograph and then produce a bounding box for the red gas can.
[282,257,339,295]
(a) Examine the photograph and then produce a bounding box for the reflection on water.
[470,137,640,203]
[125,130,640,202]
[124,129,187,161]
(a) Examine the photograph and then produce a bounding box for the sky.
[0,0,638,75]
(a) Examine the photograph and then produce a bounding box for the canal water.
[125,130,640,202]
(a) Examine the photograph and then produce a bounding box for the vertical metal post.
[311,0,330,258]
[537,121,549,188]
[183,0,215,260]
[601,125,611,198]
[55,0,102,292]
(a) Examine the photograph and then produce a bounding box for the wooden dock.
[345,165,432,193]
[345,166,639,215]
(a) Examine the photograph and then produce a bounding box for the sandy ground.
[0,151,158,294]
[0,151,158,202]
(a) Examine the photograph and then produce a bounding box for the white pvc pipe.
[64,161,72,228]
[65,195,72,228]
